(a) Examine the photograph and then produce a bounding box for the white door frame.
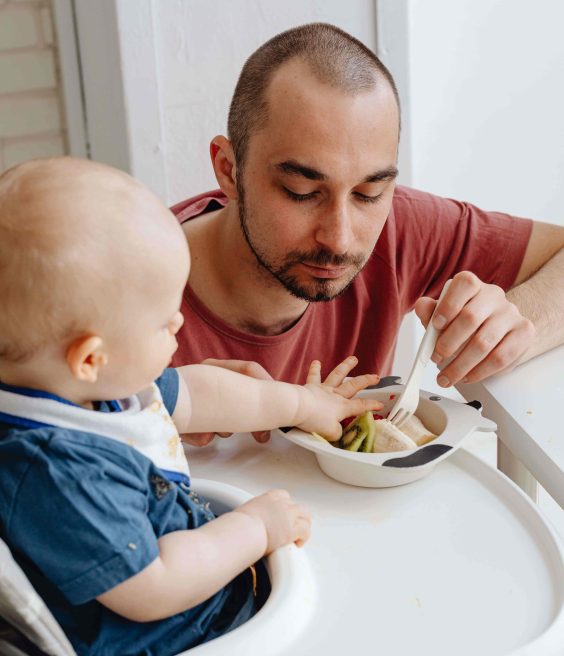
[52,0,166,197]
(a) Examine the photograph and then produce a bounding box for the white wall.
[151,0,377,204]
[405,0,564,226]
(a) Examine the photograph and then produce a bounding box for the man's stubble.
[236,176,367,303]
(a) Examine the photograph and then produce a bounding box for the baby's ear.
[66,335,108,383]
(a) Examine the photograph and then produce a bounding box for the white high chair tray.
[187,434,564,656]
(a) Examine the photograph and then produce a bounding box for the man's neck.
[182,205,309,336]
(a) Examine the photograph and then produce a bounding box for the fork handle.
[412,279,452,369]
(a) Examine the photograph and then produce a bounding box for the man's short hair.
[228,22,400,167]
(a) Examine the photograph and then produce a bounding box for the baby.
[0,158,382,655]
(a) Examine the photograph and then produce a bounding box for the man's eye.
[354,192,383,204]
[283,187,317,202]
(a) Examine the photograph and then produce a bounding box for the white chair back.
[0,538,76,656]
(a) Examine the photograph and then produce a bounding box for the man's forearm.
[508,247,564,361]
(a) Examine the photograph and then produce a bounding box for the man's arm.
[508,221,564,358]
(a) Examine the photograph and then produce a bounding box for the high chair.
[0,479,314,656]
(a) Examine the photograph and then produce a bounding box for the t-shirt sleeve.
[155,367,180,416]
[391,186,533,311]
[7,432,159,606]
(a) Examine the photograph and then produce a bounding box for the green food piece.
[345,431,367,451]
[341,411,370,446]
[361,429,375,453]
[341,423,362,446]
[338,412,377,453]
[360,411,376,452]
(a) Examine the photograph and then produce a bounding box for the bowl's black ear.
[367,376,402,390]
[465,400,482,411]
[383,444,452,468]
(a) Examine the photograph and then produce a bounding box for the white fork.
[387,279,452,428]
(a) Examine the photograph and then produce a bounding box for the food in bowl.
[318,411,437,453]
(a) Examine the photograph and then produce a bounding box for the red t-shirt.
[170,186,532,383]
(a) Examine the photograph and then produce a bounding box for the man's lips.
[300,262,351,279]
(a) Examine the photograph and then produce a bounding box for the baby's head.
[0,157,190,405]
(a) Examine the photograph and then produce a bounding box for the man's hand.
[414,271,535,387]
[180,359,273,446]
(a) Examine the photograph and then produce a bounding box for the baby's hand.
[298,356,384,441]
[235,490,311,554]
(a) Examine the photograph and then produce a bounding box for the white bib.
[0,382,190,482]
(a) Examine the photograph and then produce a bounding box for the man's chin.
[281,276,351,302]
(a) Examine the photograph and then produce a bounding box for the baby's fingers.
[293,507,312,547]
[342,396,383,419]
[322,355,359,387]
[305,360,322,384]
[334,373,380,398]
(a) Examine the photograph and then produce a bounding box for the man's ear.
[210,135,238,200]
[66,335,108,383]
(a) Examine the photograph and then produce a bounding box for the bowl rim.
[275,385,496,470]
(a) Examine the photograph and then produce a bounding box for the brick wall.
[0,0,67,172]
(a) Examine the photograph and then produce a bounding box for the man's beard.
[237,179,366,302]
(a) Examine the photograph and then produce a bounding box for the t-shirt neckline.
[183,284,314,346]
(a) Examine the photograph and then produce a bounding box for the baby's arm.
[173,356,382,441]
[97,489,309,622]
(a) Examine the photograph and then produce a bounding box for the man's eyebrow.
[363,167,399,183]
[275,161,327,181]
[275,161,398,184]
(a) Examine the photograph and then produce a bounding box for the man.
[171,23,564,444]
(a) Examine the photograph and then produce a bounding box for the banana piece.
[325,411,434,454]
[373,419,417,452]
[310,432,330,443]
[398,415,437,446]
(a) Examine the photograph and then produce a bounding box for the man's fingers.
[432,271,481,330]
[306,360,322,384]
[334,373,380,398]
[180,432,216,447]
[322,355,358,387]
[251,430,271,444]
[432,293,501,364]
[454,322,534,384]
[437,307,534,386]
[414,297,436,328]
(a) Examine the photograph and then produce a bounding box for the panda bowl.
[276,376,497,488]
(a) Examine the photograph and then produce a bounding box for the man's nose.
[313,199,353,254]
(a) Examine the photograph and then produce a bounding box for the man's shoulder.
[391,184,454,215]
[170,189,228,223]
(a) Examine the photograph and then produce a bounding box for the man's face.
[236,59,400,302]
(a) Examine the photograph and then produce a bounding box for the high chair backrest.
[0,537,76,656]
